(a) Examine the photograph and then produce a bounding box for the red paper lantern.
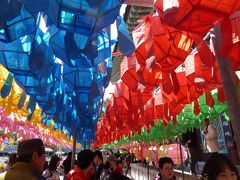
[229,11,240,70]
[154,0,240,35]
[153,89,184,125]
[120,54,162,95]
[143,98,155,127]
[121,55,139,91]
[169,71,202,104]
[132,13,193,72]
[185,52,222,91]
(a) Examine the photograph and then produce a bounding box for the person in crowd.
[201,154,240,180]
[100,154,129,180]
[42,154,61,180]
[0,138,46,180]
[100,161,112,180]
[66,149,94,180]
[62,151,73,175]
[125,154,132,175]
[202,118,219,154]
[115,158,124,175]
[182,128,198,175]
[100,154,117,180]
[94,150,104,180]
[5,153,17,171]
[154,157,176,180]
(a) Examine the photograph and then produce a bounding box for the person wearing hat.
[0,138,46,180]
[93,150,104,180]
[107,154,118,172]
[100,154,129,180]
[66,149,94,180]
[100,154,117,180]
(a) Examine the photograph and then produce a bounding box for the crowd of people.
[0,138,239,180]
[154,154,240,180]
[0,138,131,180]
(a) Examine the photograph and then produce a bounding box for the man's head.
[106,154,117,171]
[93,150,103,165]
[158,157,174,180]
[204,118,210,126]
[77,149,94,176]
[17,139,45,173]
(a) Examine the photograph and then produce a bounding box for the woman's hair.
[48,154,61,171]
[66,152,72,161]
[158,157,174,169]
[94,150,103,161]
[201,154,240,180]
[63,152,73,174]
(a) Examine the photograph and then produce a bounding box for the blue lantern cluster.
[0,0,135,145]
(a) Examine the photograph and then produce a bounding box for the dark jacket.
[96,163,104,180]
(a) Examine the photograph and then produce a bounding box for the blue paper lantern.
[94,0,124,32]
[0,0,128,143]
[116,15,135,56]
[84,27,113,66]
[0,0,22,29]
[29,29,56,77]
[36,93,51,107]
[19,0,49,14]
[48,0,98,35]
[0,36,36,77]
[0,7,36,42]
[15,75,52,96]
[47,0,123,36]
[49,27,89,67]
[63,66,95,91]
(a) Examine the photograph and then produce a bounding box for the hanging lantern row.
[0,0,136,144]
[93,78,232,147]
[0,64,73,145]
[94,0,240,147]
[0,107,73,148]
[94,87,231,148]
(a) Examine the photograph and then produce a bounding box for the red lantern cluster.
[94,0,240,147]
[154,0,240,35]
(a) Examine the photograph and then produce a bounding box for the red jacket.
[66,166,90,180]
